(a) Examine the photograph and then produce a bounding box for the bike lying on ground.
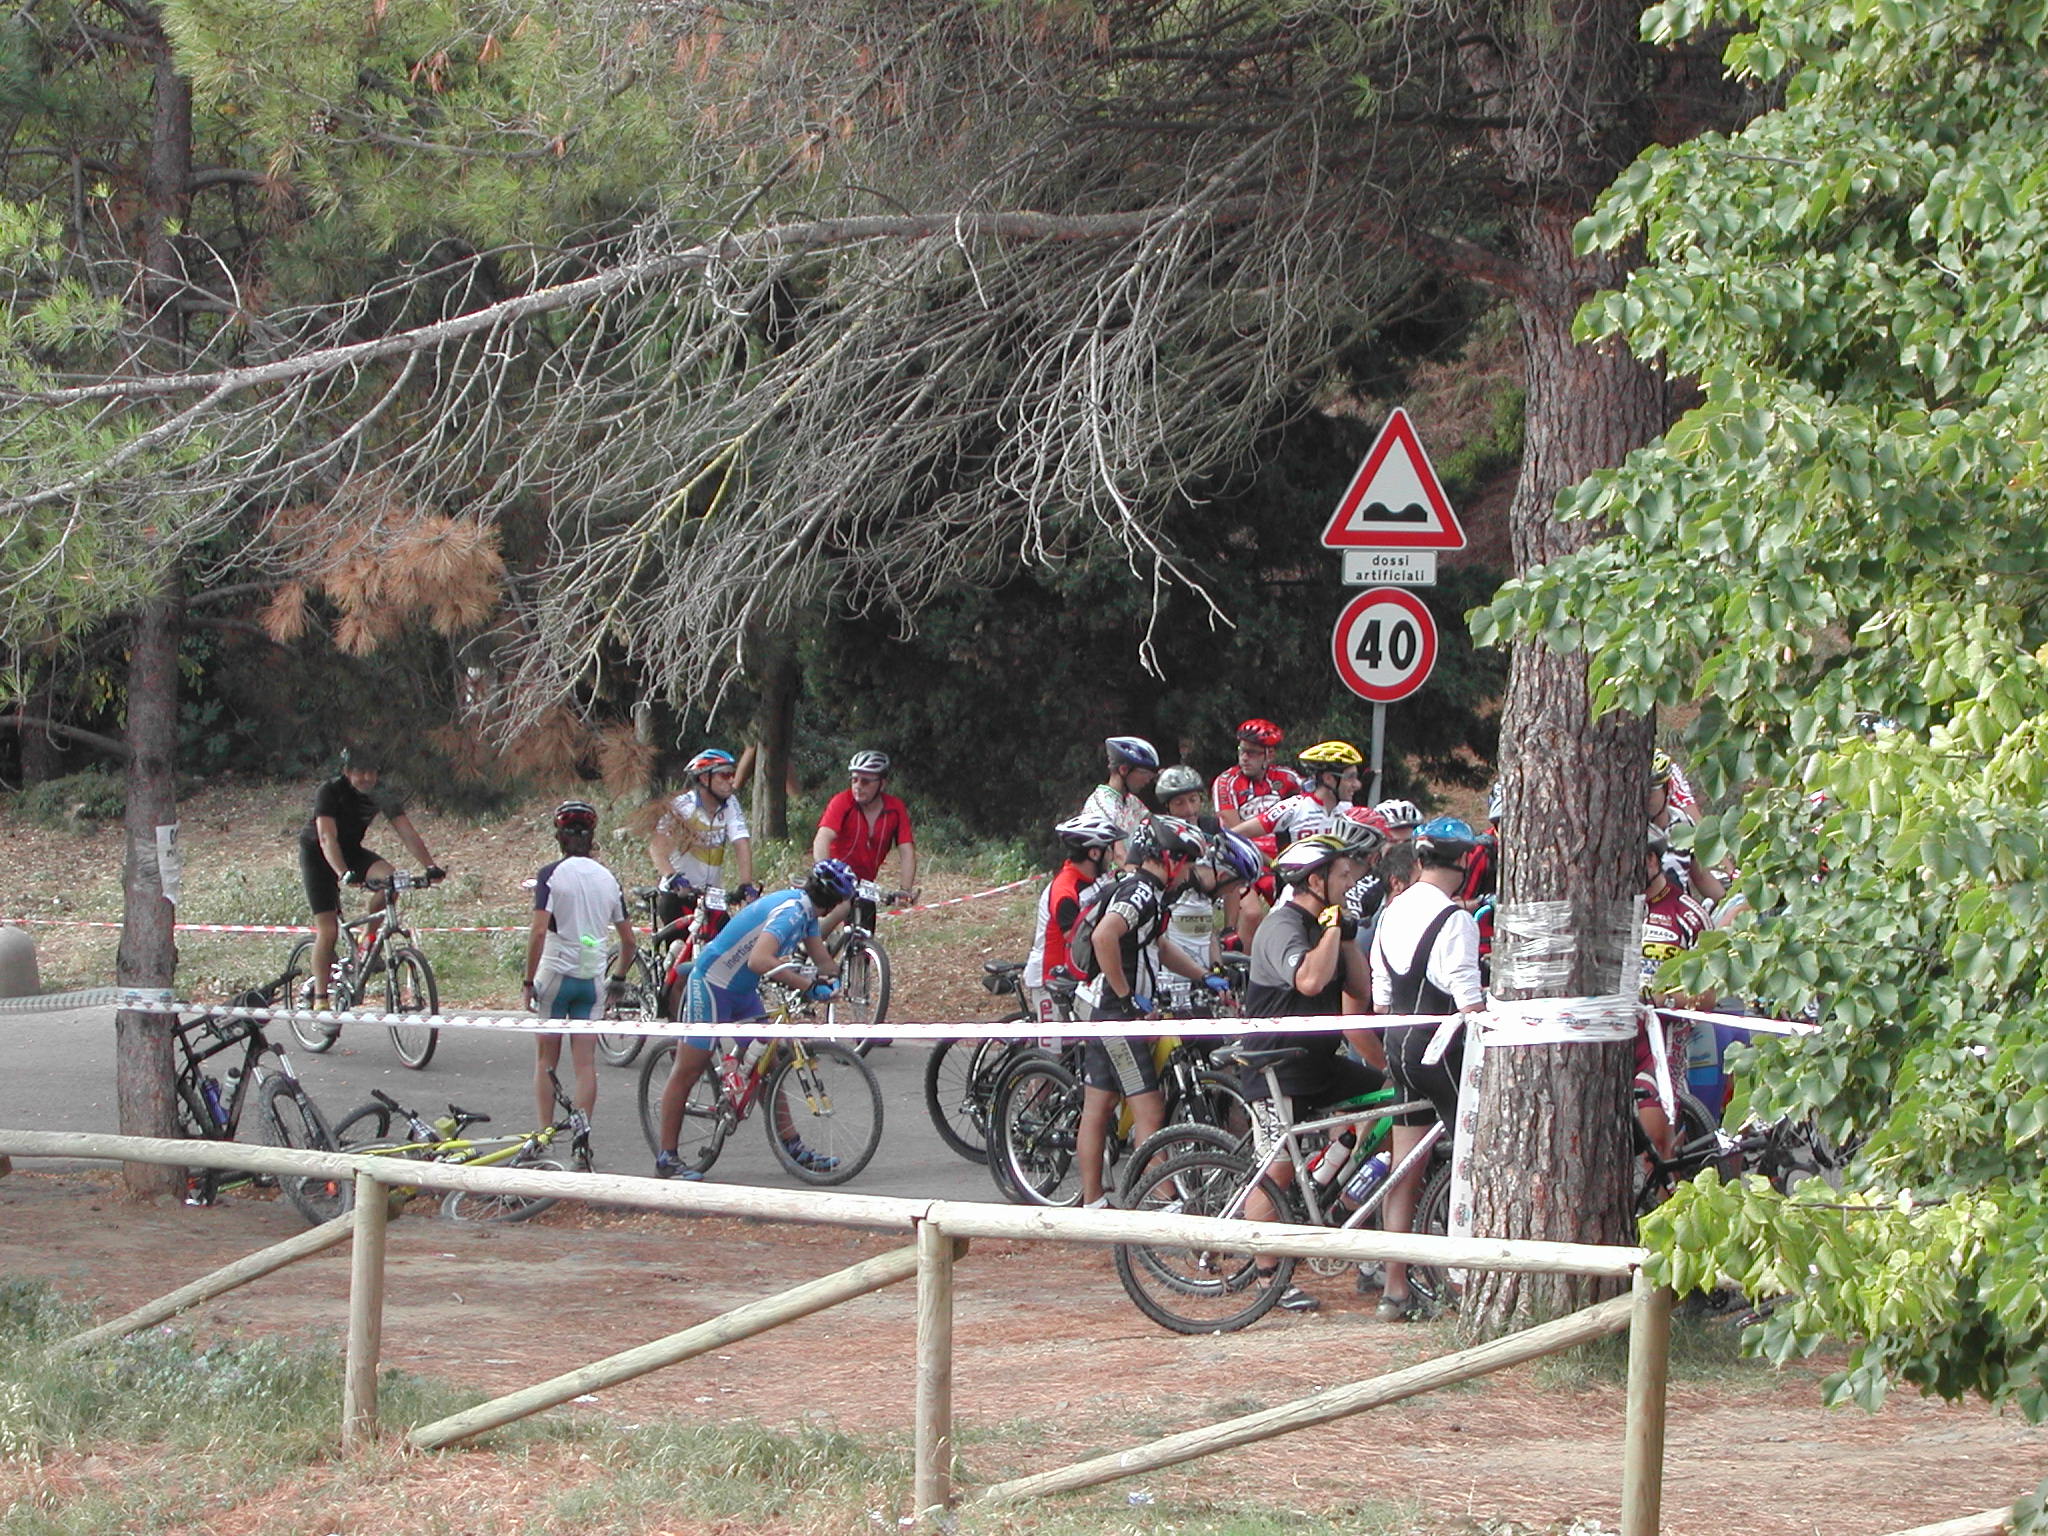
[279,869,444,1069]
[173,976,345,1225]
[633,981,885,1186]
[331,1069,593,1223]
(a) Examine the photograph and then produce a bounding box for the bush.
[11,769,125,829]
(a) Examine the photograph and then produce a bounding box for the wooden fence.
[3,1128,1669,1529]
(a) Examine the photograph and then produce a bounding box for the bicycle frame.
[1231,1072,1445,1232]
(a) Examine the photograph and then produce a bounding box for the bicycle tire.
[1633,1087,1722,1215]
[441,1142,564,1223]
[260,1076,349,1226]
[598,949,664,1067]
[1114,1145,1293,1334]
[924,1033,1018,1164]
[1118,1119,1248,1200]
[1405,1160,1457,1314]
[380,945,439,1069]
[829,930,892,1042]
[634,1037,728,1176]
[991,1054,1086,1207]
[763,1041,884,1185]
[280,937,336,1053]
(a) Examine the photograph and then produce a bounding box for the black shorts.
[1386,1021,1464,1129]
[300,840,380,916]
[1242,1051,1385,1111]
[1079,1035,1162,1097]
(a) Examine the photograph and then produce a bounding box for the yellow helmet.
[1298,740,1363,768]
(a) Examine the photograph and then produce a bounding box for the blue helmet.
[1415,815,1478,867]
[1208,829,1267,886]
[806,858,859,906]
[1105,735,1159,771]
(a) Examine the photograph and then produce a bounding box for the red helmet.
[1340,804,1394,840]
[1236,718,1284,748]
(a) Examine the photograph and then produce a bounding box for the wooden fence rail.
[7,1128,1669,1531]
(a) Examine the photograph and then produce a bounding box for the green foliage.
[10,768,124,828]
[1479,0,2048,1488]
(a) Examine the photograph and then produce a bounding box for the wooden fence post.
[914,1221,966,1519]
[1620,1266,1675,1536]
[343,1172,389,1449]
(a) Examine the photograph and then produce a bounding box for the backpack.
[1062,879,1125,981]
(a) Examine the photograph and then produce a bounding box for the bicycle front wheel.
[260,1076,349,1226]
[442,1142,563,1223]
[764,1041,884,1185]
[829,930,891,1042]
[280,938,335,1053]
[598,949,664,1066]
[991,1054,1085,1207]
[1114,1146,1293,1334]
[924,1035,1015,1164]
[385,946,440,1069]
[1406,1161,1457,1315]
[634,1038,728,1176]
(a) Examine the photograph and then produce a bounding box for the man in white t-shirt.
[523,801,637,1155]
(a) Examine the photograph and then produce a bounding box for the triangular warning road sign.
[1320,407,1467,550]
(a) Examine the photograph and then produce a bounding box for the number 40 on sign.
[1332,587,1438,703]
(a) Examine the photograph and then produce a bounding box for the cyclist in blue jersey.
[651,859,858,1179]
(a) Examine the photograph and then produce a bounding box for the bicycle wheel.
[1634,1088,1722,1214]
[442,1142,564,1223]
[260,1076,350,1225]
[598,949,663,1066]
[634,1038,728,1175]
[991,1054,1086,1207]
[924,1034,1016,1164]
[764,1041,884,1185]
[829,930,892,1041]
[280,938,336,1053]
[1406,1161,1457,1314]
[384,946,440,1070]
[1119,1120,1248,1200]
[1114,1146,1293,1334]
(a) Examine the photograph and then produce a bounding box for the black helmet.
[1129,814,1206,866]
[553,800,599,833]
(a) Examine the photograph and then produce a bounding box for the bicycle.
[330,1069,594,1223]
[173,975,346,1226]
[826,879,904,1051]
[923,961,1079,1165]
[633,983,885,1185]
[1111,1043,1452,1334]
[592,886,675,1068]
[279,869,444,1069]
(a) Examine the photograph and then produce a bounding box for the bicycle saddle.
[982,959,1024,977]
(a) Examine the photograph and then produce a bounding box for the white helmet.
[848,750,891,776]
[1373,798,1423,831]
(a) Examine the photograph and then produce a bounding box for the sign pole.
[1368,703,1386,805]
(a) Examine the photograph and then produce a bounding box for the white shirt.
[533,856,627,981]
[657,788,750,887]
[1371,882,1484,1013]
[1082,784,1149,841]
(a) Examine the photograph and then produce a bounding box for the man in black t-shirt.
[297,747,444,1015]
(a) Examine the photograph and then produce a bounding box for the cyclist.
[1232,740,1363,846]
[1649,750,1725,904]
[1082,735,1159,861]
[648,746,757,965]
[1238,825,1389,1311]
[1022,813,1120,1024]
[522,801,636,1145]
[1369,814,1486,1321]
[651,859,855,1179]
[811,749,919,914]
[298,745,444,1018]
[1210,718,1304,824]
[1155,765,1218,995]
[1373,798,1424,844]
[1638,823,1712,1159]
[1075,815,1226,1207]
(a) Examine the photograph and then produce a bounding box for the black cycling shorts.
[1386,1021,1464,1129]
[300,840,381,916]
[1079,1035,1161,1097]
[1241,1051,1385,1110]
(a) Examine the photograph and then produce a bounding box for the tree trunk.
[114,579,184,1198]
[19,676,58,784]
[1459,207,1672,1338]
[754,640,799,842]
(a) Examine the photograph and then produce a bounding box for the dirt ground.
[2,1169,2040,1536]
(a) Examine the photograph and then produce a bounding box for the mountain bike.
[826,879,903,1052]
[330,1070,593,1223]
[1111,1043,1451,1334]
[633,984,885,1185]
[593,886,674,1068]
[278,869,443,1069]
[923,961,1078,1164]
[173,976,345,1226]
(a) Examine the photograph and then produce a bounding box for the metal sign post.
[1369,702,1387,805]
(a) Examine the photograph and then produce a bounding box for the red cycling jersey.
[815,790,914,882]
[1211,764,1305,823]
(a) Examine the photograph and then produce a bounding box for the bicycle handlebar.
[364,870,443,894]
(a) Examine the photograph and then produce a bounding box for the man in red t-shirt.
[811,750,918,904]
[1210,717,1305,824]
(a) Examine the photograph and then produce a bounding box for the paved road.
[0,1000,1004,1202]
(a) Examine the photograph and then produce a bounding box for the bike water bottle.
[720,1052,746,1100]
[199,1076,228,1129]
[223,1065,243,1107]
[1345,1153,1390,1205]
[1311,1130,1356,1187]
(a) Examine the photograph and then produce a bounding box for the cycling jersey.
[814,790,913,882]
[1077,868,1170,1011]
[690,887,819,997]
[1248,792,1335,845]
[1024,863,1106,988]
[1212,764,1304,823]
[299,775,405,861]
[531,855,627,982]
[1640,884,1709,990]
[1240,901,1382,1105]
[657,787,750,888]
[1082,783,1149,842]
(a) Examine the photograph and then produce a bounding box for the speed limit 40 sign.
[1332,587,1438,703]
